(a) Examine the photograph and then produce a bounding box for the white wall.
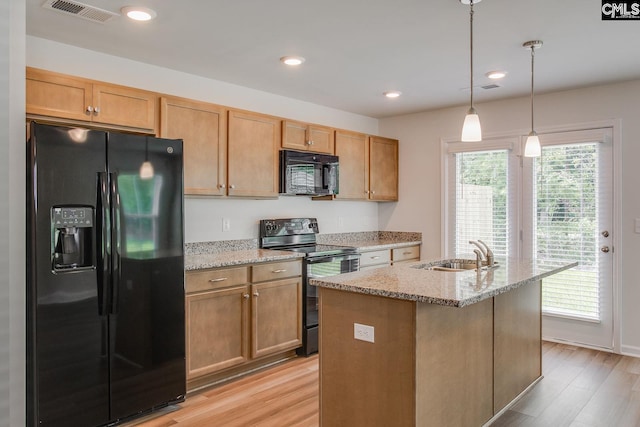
[25,36,382,243]
[378,80,640,355]
[2,0,26,425]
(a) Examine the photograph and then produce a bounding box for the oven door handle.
[306,254,361,264]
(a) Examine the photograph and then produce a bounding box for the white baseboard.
[620,345,640,358]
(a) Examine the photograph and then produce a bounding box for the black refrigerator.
[27,122,186,426]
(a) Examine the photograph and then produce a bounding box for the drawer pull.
[208,277,227,283]
[370,256,380,260]
[272,269,287,273]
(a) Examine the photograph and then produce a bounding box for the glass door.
[523,129,614,349]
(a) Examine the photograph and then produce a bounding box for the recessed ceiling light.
[280,56,305,66]
[383,91,402,98]
[121,6,157,21]
[486,70,507,79]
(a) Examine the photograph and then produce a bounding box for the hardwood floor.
[129,342,640,427]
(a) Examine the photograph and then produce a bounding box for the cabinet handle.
[402,251,413,255]
[94,107,100,115]
[306,140,314,145]
[208,277,227,282]
[86,106,93,113]
[253,291,260,297]
[272,269,287,273]
[370,256,380,260]
[371,191,376,195]
[230,184,236,189]
[243,294,250,299]
[219,184,226,189]
[365,190,370,194]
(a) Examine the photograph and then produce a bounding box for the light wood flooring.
[129,342,640,427]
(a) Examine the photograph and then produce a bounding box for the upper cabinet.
[228,110,280,198]
[334,130,369,200]
[369,136,398,201]
[26,67,157,133]
[335,131,398,201]
[282,120,335,154]
[160,96,227,196]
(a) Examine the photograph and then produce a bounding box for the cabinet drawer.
[359,249,391,267]
[252,260,301,282]
[186,267,249,293]
[392,245,420,263]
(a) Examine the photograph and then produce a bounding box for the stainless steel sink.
[411,259,499,272]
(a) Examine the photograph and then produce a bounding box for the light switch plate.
[354,323,375,343]
[222,218,231,232]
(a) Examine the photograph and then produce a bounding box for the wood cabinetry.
[160,96,227,196]
[228,110,280,197]
[185,260,302,390]
[369,136,399,201]
[334,130,369,200]
[334,131,398,201]
[282,120,335,154]
[359,248,391,271]
[391,245,420,265]
[26,67,157,132]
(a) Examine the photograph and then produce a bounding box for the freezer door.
[27,123,110,427]
[106,133,186,420]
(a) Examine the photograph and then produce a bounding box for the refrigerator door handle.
[110,172,121,315]
[96,172,111,316]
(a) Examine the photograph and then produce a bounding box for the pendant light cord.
[530,45,535,132]
[469,0,474,109]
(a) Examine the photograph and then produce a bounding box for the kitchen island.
[311,258,577,427]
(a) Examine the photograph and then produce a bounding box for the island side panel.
[318,287,416,427]
[493,280,542,413]
[415,298,494,427]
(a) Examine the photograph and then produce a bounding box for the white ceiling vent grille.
[42,0,119,23]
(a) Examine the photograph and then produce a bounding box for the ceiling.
[26,0,640,118]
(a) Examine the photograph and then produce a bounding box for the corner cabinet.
[160,96,227,196]
[282,120,335,154]
[185,260,302,391]
[26,67,157,133]
[227,110,280,197]
[335,131,399,201]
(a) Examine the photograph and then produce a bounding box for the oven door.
[304,254,360,328]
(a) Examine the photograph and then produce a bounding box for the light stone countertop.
[340,239,422,251]
[310,257,578,307]
[185,249,303,271]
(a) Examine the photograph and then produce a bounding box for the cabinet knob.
[230,184,236,189]
[86,106,93,113]
[94,107,100,115]
[253,291,260,297]
[371,191,376,195]
[219,184,226,189]
[306,140,314,145]
[601,246,610,253]
[243,294,250,299]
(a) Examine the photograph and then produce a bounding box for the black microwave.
[279,150,339,196]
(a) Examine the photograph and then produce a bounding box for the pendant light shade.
[523,40,543,157]
[461,0,482,142]
[140,137,154,179]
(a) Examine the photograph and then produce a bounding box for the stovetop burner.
[259,218,357,257]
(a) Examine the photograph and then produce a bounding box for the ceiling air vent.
[42,0,119,23]
[481,84,501,90]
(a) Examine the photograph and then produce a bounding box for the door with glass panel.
[523,129,614,349]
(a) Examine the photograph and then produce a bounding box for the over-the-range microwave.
[279,149,339,196]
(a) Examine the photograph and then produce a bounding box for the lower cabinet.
[185,260,302,390]
[359,245,420,271]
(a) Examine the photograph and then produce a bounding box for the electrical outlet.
[222,218,231,232]
[354,323,375,343]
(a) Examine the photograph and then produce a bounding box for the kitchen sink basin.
[412,259,479,272]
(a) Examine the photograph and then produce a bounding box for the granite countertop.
[340,239,422,251]
[310,257,578,307]
[185,249,303,271]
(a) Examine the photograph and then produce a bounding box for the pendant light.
[140,137,154,179]
[461,0,482,142]
[523,40,543,157]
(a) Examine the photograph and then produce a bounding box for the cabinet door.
[227,110,280,197]
[26,67,92,121]
[282,120,309,151]
[335,130,369,200]
[92,83,157,131]
[251,278,302,358]
[185,286,249,380]
[160,97,227,195]
[308,125,335,154]
[369,136,399,201]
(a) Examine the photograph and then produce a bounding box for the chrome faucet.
[469,240,495,268]
[472,249,483,271]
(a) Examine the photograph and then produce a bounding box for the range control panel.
[259,218,318,237]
